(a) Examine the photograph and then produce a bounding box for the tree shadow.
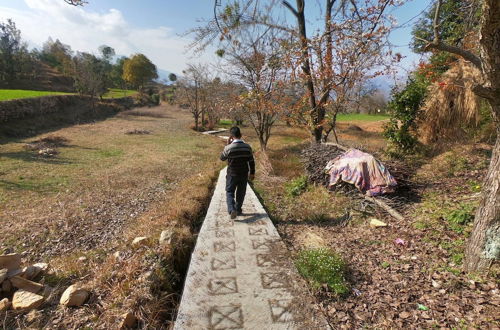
[0,151,73,165]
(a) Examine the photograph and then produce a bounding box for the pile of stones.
[0,253,89,312]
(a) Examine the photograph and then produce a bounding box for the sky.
[0,0,432,84]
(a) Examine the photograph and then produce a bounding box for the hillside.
[0,62,75,93]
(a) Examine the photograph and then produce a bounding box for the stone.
[2,279,12,292]
[119,312,136,329]
[78,257,87,262]
[59,284,89,307]
[0,298,11,311]
[370,218,387,227]
[12,289,45,311]
[22,263,48,280]
[7,268,24,278]
[131,237,148,247]
[0,253,22,270]
[0,268,7,283]
[159,230,173,245]
[11,276,44,294]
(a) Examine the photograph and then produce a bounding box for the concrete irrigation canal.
[174,168,328,329]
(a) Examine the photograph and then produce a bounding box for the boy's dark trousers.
[225,174,248,214]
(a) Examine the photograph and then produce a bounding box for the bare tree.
[177,64,210,131]
[419,0,499,272]
[216,25,290,151]
[194,0,400,143]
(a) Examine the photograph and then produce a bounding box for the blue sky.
[0,0,432,83]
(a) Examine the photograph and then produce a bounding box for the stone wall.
[0,95,134,123]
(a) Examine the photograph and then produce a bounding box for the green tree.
[168,73,177,82]
[0,19,27,83]
[72,52,108,99]
[122,53,158,90]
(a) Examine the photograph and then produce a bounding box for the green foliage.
[444,203,475,234]
[380,261,391,269]
[383,76,427,154]
[295,248,349,295]
[285,175,308,197]
[72,52,109,98]
[123,54,158,89]
[151,93,160,105]
[411,0,481,53]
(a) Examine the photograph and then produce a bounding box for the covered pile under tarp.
[325,148,397,196]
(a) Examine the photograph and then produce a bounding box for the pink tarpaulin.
[325,149,397,196]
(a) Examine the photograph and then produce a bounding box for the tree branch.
[421,0,482,70]
[282,1,299,17]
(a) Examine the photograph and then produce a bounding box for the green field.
[336,113,390,122]
[102,88,137,99]
[0,89,72,101]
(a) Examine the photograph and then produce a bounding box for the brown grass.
[419,60,484,144]
[0,104,223,328]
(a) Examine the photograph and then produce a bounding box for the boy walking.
[220,127,255,219]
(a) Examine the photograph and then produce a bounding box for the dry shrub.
[419,60,484,144]
[24,135,70,151]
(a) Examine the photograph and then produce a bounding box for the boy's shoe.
[230,210,237,219]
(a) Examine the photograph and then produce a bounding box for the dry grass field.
[0,104,225,328]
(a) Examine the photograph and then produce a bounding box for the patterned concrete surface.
[174,168,328,330]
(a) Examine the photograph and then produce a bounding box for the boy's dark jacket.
[220,140,255,177]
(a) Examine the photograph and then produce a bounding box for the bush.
[151,93,160,105]
[295,248,349,295]
[285,175,308,197]
[445,203,475,233]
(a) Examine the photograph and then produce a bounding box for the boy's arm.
[248,149,255,175]
[220,145,229,161]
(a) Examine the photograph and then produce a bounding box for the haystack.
[419,60,485,144]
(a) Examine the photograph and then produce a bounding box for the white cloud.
[0,0,207,74]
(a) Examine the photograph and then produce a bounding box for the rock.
[432,280,441,288]
[0,298,11,311]
[78,256,87,262]
[12,289,45,311]
[131,237,148,247]
[2,279,12,292]
[119,312,136,329]
[22,263,48,280]
[370,218,387,227]
[0,253,22,270]
[159,230,173,245]
[0,268,7,283]
[59,284,89,307]
[11,276,44,294]
[7,268,24,278]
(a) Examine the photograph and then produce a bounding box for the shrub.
[151,93,160,105]
[295,248,349,295]
[444,203,475,233]
[285,175,308,197]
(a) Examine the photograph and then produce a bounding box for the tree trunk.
[464,0,500,272]
[464,107,500,272]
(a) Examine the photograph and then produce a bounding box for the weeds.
[444,203,475,234]
[295,248,349,295]
[285,175,308,197]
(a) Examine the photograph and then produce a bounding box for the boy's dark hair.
[230,126,242,138]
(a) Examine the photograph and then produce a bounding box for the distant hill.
[1,62,75,93]
[156,68,177,84]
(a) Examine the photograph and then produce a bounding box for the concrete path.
[174,168,328,330]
